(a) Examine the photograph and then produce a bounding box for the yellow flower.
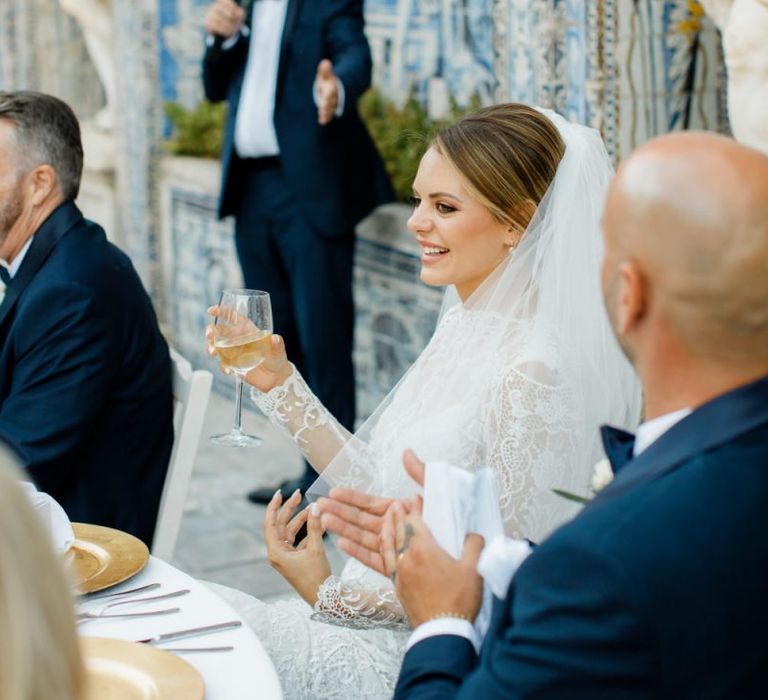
[679,0,705,34]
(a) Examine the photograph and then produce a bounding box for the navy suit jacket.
[0,202,173,546]
[396,376,768,698]
[202,0,393,235]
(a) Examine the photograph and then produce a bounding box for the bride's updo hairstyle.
[433,103,566,235]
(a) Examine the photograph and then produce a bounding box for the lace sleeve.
[311,572,409,630]
[251,365,364,474]
[485,361,585,543]
[254,372,407,629]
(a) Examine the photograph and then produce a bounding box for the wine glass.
[210,289,273,447]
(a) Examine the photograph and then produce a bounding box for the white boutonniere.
[590,458,614,492]
[553,458,614,505]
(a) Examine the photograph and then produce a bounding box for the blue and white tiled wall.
[0,0,727,417]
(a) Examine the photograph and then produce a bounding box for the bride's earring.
[507,229,520,254]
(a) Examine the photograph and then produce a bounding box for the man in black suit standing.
[320,132,768,698]
[0,91,173,547]
[203,0,393,501]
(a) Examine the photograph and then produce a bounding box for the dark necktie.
[600,425,636,473]
[0,266,10,285]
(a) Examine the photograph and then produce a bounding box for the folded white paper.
[19,481,75,555]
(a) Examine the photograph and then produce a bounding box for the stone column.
[112,0,165,311]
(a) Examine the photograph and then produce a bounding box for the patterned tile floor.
[171,388,344,603]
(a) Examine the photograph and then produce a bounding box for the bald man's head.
[602,131,768,365]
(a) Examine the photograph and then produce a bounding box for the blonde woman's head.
[0,447,84,700]
[408,103,565,299]
[434,103,565,233]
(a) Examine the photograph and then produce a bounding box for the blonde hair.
[0,447,84,700]
[433,103,566,233]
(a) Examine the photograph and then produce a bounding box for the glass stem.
[233,373,245,434]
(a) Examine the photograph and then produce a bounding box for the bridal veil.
[307,109,642,539]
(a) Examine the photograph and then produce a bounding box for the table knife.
[136,620,242,644]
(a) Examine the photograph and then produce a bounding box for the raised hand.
[205,0,246,39]
[317,449,426,575]
[206,305,292,392]
[318,490,395,575]
[315,59,339,125]
[264,490,331,606]
[382,500,485,628]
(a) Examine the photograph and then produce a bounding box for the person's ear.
[616,260,646,335]
[27,164,58,207]
[504,227,521,250]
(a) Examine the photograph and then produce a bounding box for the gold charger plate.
[71,523,149,594]
[81,637,204,700]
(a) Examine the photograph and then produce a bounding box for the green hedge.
[164,89,479,202]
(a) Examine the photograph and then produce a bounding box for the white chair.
[152,348,213,561]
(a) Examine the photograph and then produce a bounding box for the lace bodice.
[238,108,642,699]
[252,306,592,629]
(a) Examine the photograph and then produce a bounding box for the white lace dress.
[231,306,594,699]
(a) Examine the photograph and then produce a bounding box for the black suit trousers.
[232,158,356,487]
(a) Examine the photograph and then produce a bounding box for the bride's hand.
[206,305,292,391]
[264,489,331,606]
[317,449,427,575]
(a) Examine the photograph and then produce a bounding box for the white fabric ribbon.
[19,481,75,554]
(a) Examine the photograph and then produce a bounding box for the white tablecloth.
[78,556,283,700]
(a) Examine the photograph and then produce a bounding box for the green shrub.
[163,89,480,201]
[164,100,227,158]
[358,89,480,202]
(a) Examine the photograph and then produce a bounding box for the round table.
[78,556,283,699]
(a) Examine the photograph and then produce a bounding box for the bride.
[208,103,641,698]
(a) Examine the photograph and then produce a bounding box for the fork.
[77,589,190,620]
[76,607,181,623]
[84,582,161,601]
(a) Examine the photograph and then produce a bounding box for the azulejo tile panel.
[0,0,729,415]
[159,162,442,419]
[153,0,727,159]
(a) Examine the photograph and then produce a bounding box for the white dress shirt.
[234,0,289,158]
[406,405,694,653]
[0,236,34,305]
[1,236,34,279]
[633,407,692,456]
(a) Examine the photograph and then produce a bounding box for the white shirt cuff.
[406,618,480,654]
[313,78,346,117]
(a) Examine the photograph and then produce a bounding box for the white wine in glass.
[214,330,272,374]
[210,289,273,448]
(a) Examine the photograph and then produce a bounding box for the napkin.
[422,462,505,643]
[19,481,76,555]
[476,535,532,599]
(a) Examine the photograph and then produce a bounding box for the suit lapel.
[593,375,768,505]
[0,202,83,328]
[276,0,302,99]
[242,0,255,26]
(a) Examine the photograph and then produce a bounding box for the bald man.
[320,133,768,698]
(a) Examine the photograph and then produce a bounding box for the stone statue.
[700,0,768,154]
[59,0,116,132]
